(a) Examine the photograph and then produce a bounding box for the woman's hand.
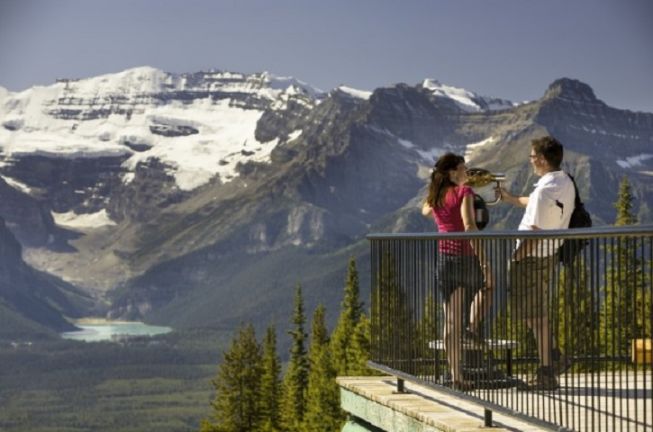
[421,201,432,217]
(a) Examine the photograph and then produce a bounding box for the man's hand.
[513,225,541,261]
[499,187,529,208]
[498,187,514,204]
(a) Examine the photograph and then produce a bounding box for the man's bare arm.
[499,187,529,208]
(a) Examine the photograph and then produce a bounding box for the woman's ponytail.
[426,153,465,208]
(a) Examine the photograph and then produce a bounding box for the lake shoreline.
[61,319,173,342]
[72,317,142,325]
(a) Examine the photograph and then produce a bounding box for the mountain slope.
[1,68,652,333]
[108,77,653,329]
[0,217,94,339]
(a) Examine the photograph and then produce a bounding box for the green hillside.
[0,328,231,432]
[114,241,371,334]
[0,301,58,341]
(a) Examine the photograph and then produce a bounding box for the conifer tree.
[304,305,343,431]
[280,284,309,432]
[371,253,414,365]
[260,325,282,432]
[310,304,329,348]
[417,293,440,363]
[347,314,374,376]
[331,257,365,375]
[615,176,637,227]
[201,324,263,432]
[556,264,599,371]
[600,176,651,360]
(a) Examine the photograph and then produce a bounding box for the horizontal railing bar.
[367,224,653,241]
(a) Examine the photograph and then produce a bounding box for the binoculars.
[466,168,506,205]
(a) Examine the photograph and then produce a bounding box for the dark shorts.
[437,253,483,303]
[509,256,555,319]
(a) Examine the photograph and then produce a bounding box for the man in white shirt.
[500,136,575,390]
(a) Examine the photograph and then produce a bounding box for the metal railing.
[368,225,653,431]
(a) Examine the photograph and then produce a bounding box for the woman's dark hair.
[426,152,465,208]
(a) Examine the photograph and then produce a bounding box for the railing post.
[395,378,405,393]
[506,348,512,377]
[484,409,493,427]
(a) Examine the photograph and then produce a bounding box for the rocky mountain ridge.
[1,68,652,332]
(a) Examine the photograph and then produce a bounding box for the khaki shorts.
[509,256,555,320]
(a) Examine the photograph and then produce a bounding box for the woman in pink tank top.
[421,153,493,390]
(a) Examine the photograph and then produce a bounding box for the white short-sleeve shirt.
[518,170,576,257]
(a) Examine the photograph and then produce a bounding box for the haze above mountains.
[1,67,651,337]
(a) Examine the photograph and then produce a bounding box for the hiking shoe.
[552,348,572,375]
[517,366,559,391]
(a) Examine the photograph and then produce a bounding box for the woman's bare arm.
[461,195,478,233]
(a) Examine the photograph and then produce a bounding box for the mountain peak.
[334,85,372,100]
[420,79,478,111]
[543,78,598,102]
[53,66,169,96]
[260,72,324,98]
[419,79,515,112]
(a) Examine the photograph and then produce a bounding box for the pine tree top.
[311,304,329,348]
[342,257,363,323]
[614,176,637,226]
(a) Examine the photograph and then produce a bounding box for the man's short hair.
[532,136,563,169]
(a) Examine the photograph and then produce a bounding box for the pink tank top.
[431,185,474,255]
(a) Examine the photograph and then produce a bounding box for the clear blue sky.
[1,0,651,112]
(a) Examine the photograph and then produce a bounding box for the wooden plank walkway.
[338,372,653,432]
[338,376,549,432]
[474,371,653,431]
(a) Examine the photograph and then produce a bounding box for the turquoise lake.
[61,321,172,342]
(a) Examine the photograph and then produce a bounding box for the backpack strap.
[566,172,583,208]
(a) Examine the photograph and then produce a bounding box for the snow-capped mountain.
[0,67,322,193]
[1,67,652,335]
[420,79,516,112]
[0,67,329,253]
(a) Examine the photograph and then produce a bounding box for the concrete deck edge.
[337,376,508,432]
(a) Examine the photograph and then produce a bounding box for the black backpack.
[557,173,592,265]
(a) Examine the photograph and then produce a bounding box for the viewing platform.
[339,371,651,431]
[338,376,547,431]
[340,226,653,431]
